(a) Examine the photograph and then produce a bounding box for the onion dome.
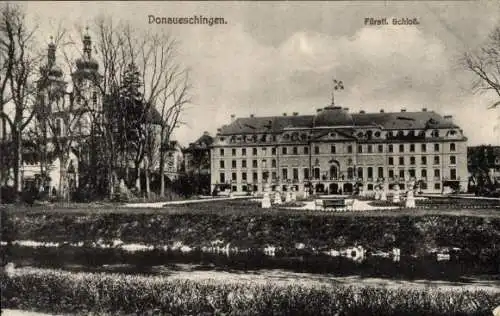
[314,106,354,127]
[42,38,63,79]
[75,31,99,72]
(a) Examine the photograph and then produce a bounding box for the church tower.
[72,28,102,114]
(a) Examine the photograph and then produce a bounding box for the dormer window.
[374,131,381,138]
[432,129,440,137]
[397,130,404,137]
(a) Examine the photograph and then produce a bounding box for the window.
[232,185,237,192]
[450,156,456,164]
[262,160,267,168]
[378,167,384,178]
[421,169,427,179]
[357,167,363,179]
[303,168,309,180]
[231,160,237,169]
[421,156,427,165]
[410,144,415,152]
[242,148,246,156]
[55,118,64,137]
[271,159,277,168]
[262,147,267,154]
[315,146,320,154]
[242,160,247,168]
[314,168,320,179]
[432,129,440,138]
[272,172,277,180]
[232,172,237,181]
[304,147,309,155]
[220,149,224,156]
[378,144,383,153]
[450,169,457,180]
[253,172,258,182]
[389,169,394,178]
[293,168,299,180]
[434,169,440,178]
[262,171,269,181]
[399,144,404,153]
[388,157,394,165]
[331,145,336,154]
[388,144,393,153]
[220,173,225,183]
[253,148,258,155]
[421,144,427,152]
[358,145,363,153]
[434,156,440,165]
[434,183,441,190]
[409,169,415,178]
[252,160,258,168]
[347,167,354,179]
[347,145,353,153]
[282,147,287,155]
[399,157,404,165]
[410,156,416,165]
[92,92,97,107]
[367,145,373,153]
[242,172,247,181]
[421,182,428,190]
[399,169,405,178]
[450,143,456,151]
[220,160,225,169]
[434,144,439,152]
[232,148,236,156]
[367,167,373,179]
[272,148,276,155]
[282,168,288,180]
[293,147,298,155]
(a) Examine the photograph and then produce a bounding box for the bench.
[315,198,353,211]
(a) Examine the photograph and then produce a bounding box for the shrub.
[1,268,499,316]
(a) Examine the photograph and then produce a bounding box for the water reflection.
[1,244,498,282]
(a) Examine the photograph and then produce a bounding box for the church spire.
[47,36,56,66]
[83,26,92,59]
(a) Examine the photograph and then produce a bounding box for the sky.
[15,1,500,146]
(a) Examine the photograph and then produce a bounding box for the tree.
[0,3,40,196]
[463,25,500,109]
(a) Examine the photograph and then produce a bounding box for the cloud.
[177,21,499,146]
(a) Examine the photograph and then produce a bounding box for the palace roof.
[219,107,459,135]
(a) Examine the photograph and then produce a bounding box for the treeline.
[0,3,191,202]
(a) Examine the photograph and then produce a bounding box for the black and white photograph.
[1,1,500,315]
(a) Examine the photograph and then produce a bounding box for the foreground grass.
[2,268,499,316]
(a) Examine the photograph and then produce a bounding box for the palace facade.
[210,104,468,195]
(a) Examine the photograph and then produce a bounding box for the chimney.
[203,131,209,136]
[444,115,453,120]
[343,107,349,111]
[250,114,254,118]
[316,109,323,113]
[230,114,236,122]
[401,108,406,112]
[217,128,222,132]
[283,113,287,116]
[380,109,385,113]
[293,112,298,116]
[422,108,427,112]
[359,110,365,114]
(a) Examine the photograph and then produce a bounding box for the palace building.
[210,101,468,195]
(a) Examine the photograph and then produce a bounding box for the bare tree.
[157,71,190,197]
[463,25,500,109]
[0,3,40,196]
